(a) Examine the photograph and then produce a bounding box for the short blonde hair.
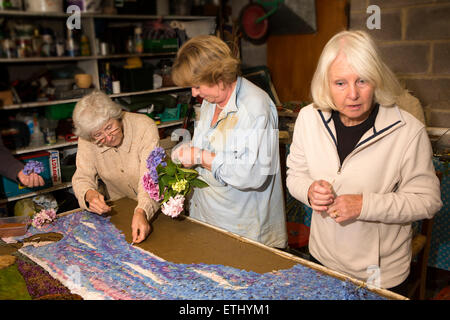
[171,35,240,87]
[72,90,123,140]
[311,30,404,111]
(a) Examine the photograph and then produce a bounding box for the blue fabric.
[429,158,449,271]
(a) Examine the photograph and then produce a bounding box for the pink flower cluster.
[31,208,57,229]
[161,195,185,218]
[142,172,162,202]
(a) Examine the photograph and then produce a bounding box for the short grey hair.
[311,30,404,111]
[72,90,123,140]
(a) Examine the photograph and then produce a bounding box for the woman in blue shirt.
[171,35,287,248]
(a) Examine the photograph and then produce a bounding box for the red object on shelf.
[432,286,450,300]
[65,134,78,142]
[287,222,310,248]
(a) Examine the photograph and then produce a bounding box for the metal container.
[25,0,62,12]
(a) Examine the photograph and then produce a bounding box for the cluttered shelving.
[0,5,215,210]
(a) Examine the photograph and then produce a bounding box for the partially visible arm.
[286,113,315,206]
[72,138,101,210]
[135,118,160,221]
[0,137,24,182]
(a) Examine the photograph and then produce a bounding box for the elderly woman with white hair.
[286,30,442,295]
[72,90,160,244]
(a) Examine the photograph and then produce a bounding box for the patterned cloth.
[429,158,449,271]
[13,211,386,300]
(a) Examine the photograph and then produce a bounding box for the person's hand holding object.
[307,180,335,213]
[18,170,45,188]
[85,189,111,215]
[171,143,202,168]
[131,208,151,244]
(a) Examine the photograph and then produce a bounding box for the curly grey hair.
[72,90,123,140]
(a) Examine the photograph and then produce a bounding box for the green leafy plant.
[143,147,208,217]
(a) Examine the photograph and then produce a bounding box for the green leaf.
[165,161,177,176]
[160,174,171,186]
[158,179,164,195]
[185,174,196,181]
[163,191,170,203]
[179,167,199,175]
[190,178,209,188]
[156,165,166,175]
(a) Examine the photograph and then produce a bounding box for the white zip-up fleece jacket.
[286,103,442,288]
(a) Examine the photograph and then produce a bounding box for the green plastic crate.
[144,38,178,53]
[157,104,181,122]
[45,102,76,120]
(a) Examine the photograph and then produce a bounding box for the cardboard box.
[0,151,53,198]
[48,150,62,185]
[0,90,13,106]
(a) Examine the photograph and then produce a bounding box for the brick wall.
[350,0,450,128]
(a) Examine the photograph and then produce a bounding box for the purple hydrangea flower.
[146,147,167,171]
[149,167,159,183]
[23,160,45,175]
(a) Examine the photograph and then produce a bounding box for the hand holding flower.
[18,160,45,188]
[171,143,202,168]
[143,147,208,218]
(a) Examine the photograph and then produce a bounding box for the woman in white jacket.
[286,30,442,295]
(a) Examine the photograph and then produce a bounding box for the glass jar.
[41,34,53,57]
[16,36,32,58]
[2,39,16,58]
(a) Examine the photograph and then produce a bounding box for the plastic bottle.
[41,33,53,57]
[126,36,134,54]
[30,115,44,147]
[134,27,143,54]
[101,62,112,94]
[31,28,42,57]
[80,34,90,56]
[56,37,65,57]
[66,28,75,57]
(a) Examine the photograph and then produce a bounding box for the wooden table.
[101,197,404,299]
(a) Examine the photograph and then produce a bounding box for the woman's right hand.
[307,180,335,212]
[85,189,111,215]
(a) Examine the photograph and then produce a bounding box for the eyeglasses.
[92,121,121,142]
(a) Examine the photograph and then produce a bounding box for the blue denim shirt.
[190,77,287,248]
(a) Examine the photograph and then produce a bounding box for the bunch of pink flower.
[143,147,185,218]
[32,208,57,229]
[161,194,185,218]
[143,147,207,218]
[142,172,163,202]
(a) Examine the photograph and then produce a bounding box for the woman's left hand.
[131,208,151,243]
[171,144,201,168]
[327,194,363,223]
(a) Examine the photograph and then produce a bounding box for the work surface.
[0,198,405,300]
[110,198,296,274]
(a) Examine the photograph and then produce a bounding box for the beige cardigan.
[72,112,160,220]
[286,104,442,288]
